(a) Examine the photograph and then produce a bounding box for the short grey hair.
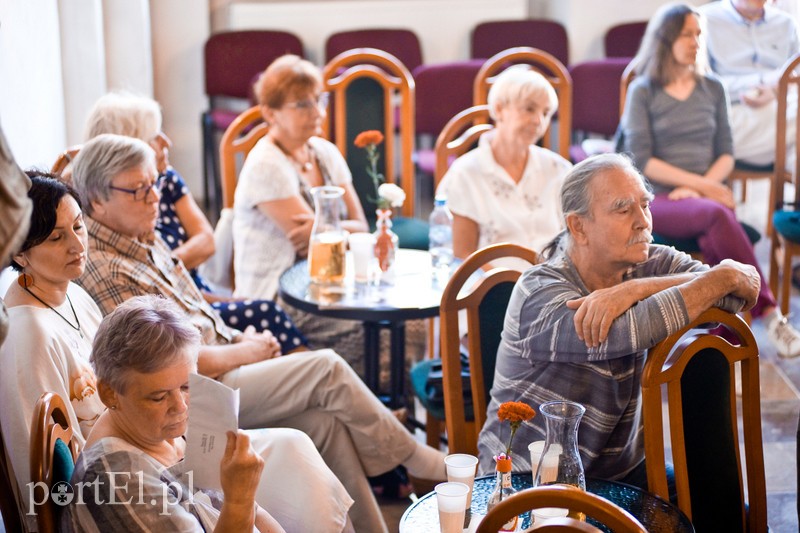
[84,92,162,142]
[487,66,558,120]
[543,153,649,258]
[92,295,201,394]
[71,133,155,215]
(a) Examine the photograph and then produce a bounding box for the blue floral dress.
[156,169,307,353]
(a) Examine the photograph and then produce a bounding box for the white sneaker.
[766,314,800,359]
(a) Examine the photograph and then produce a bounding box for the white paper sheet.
[184,373,239,490]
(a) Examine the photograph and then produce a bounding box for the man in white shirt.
[701,0,799,167]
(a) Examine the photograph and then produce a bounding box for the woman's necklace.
[273,138,314,172]
[23,286,83,338]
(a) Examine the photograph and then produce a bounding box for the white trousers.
[220,349,418,533]
[248,428,353,532]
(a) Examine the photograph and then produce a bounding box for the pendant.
[301,161,313,172]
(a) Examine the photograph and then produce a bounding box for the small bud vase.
[374,208,398,275]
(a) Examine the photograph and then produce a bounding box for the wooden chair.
[477,485,646,533]
[768,52,800,316]
[30,392,80,532]
[433,105,493,187]
[642,308,767,532]
[473,47,572,161]
[51,145,81,178]
[216,106,268,292]
[604,21,647,59]
[438,243,537,455]
[322,47,417,219]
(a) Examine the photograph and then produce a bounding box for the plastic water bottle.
[429,196,454,277]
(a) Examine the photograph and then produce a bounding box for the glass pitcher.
[532,400,586,490]
[308,186,347,286]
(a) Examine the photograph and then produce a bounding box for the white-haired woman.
[436,67,573,269]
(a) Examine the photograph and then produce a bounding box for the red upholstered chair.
[569,58,630,161]
[604,21,647,58]
[471,19,569,67]
[202,30,304,215]
[413,60,485,177]
[324,28,423,71]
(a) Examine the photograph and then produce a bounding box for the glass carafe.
[308,186,347,286]
[533,401,586,490]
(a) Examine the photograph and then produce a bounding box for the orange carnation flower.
[354,130,384,148]
[497,401,536,457]
[498,401,536,424]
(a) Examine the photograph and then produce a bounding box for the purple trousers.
[650,195,775,318]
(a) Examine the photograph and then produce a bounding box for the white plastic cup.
[348,232,376,283]
[528,441,546,481]
[444,454,478,512]
[532,506,569,524]
[435,481,470,533]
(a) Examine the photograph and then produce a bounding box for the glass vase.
[532,401,586,490]
[308,186,347,286]
[373,208,398,275]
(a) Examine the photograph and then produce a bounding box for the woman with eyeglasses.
[82,92,309,355]
[232,55,371,372]
[232,54,368,301]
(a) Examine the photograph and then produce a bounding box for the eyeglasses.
[108,178,163,202]
[283,92,330,112]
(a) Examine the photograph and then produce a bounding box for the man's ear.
[97,381,119,410]
[565,213,588,245]
[90,198,106,218]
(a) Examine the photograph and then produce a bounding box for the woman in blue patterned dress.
[82,92,307,353]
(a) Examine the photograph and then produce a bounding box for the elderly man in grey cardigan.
[477,153,759,489]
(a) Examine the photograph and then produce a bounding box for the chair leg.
[201,112,215,213]
[781,244,792,316]
[426,416,443,449]
[770,237,781,302]
[740,178,747,203]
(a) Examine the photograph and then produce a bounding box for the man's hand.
[234,325,282,364]
[287,213,314,257]
[220,430,264,506]
[741,85,776,108]
[718,259,760,311]
[567,285,640,348]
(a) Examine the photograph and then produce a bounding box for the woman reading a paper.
[60,295,285,532]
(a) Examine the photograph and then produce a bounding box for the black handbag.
[423,352,473,410]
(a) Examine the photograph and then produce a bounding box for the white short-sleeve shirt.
[436,133,572,269]
[232,136,352,299]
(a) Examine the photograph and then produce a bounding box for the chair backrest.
[473,47,572,161]
[324,28,423,72]
[772,53,800,213]
[204,30,304,102]
[569,58,630,137]
[51,146,82,177]
[643,308,767,532]
[441,243,538,455]
[471,19,569,67]
[219,106,269,211]
[619,60,638,118]
[30,392,80,532]
[413,59,485,137]
[433,105,493,187]
[604,21,647,58]
[0,418,25,532]
[322,48,416,218]
[477,485,646,533]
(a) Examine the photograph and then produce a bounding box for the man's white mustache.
[628,232,653,245]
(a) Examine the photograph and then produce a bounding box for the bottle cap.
[496,456,512,472]
[434,195,447,206]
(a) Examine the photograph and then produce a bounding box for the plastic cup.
[528,440,546,481]
[348,232,376,283]
[532,506,569,524]
[444,453,478,513]
[435,481,470,533]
